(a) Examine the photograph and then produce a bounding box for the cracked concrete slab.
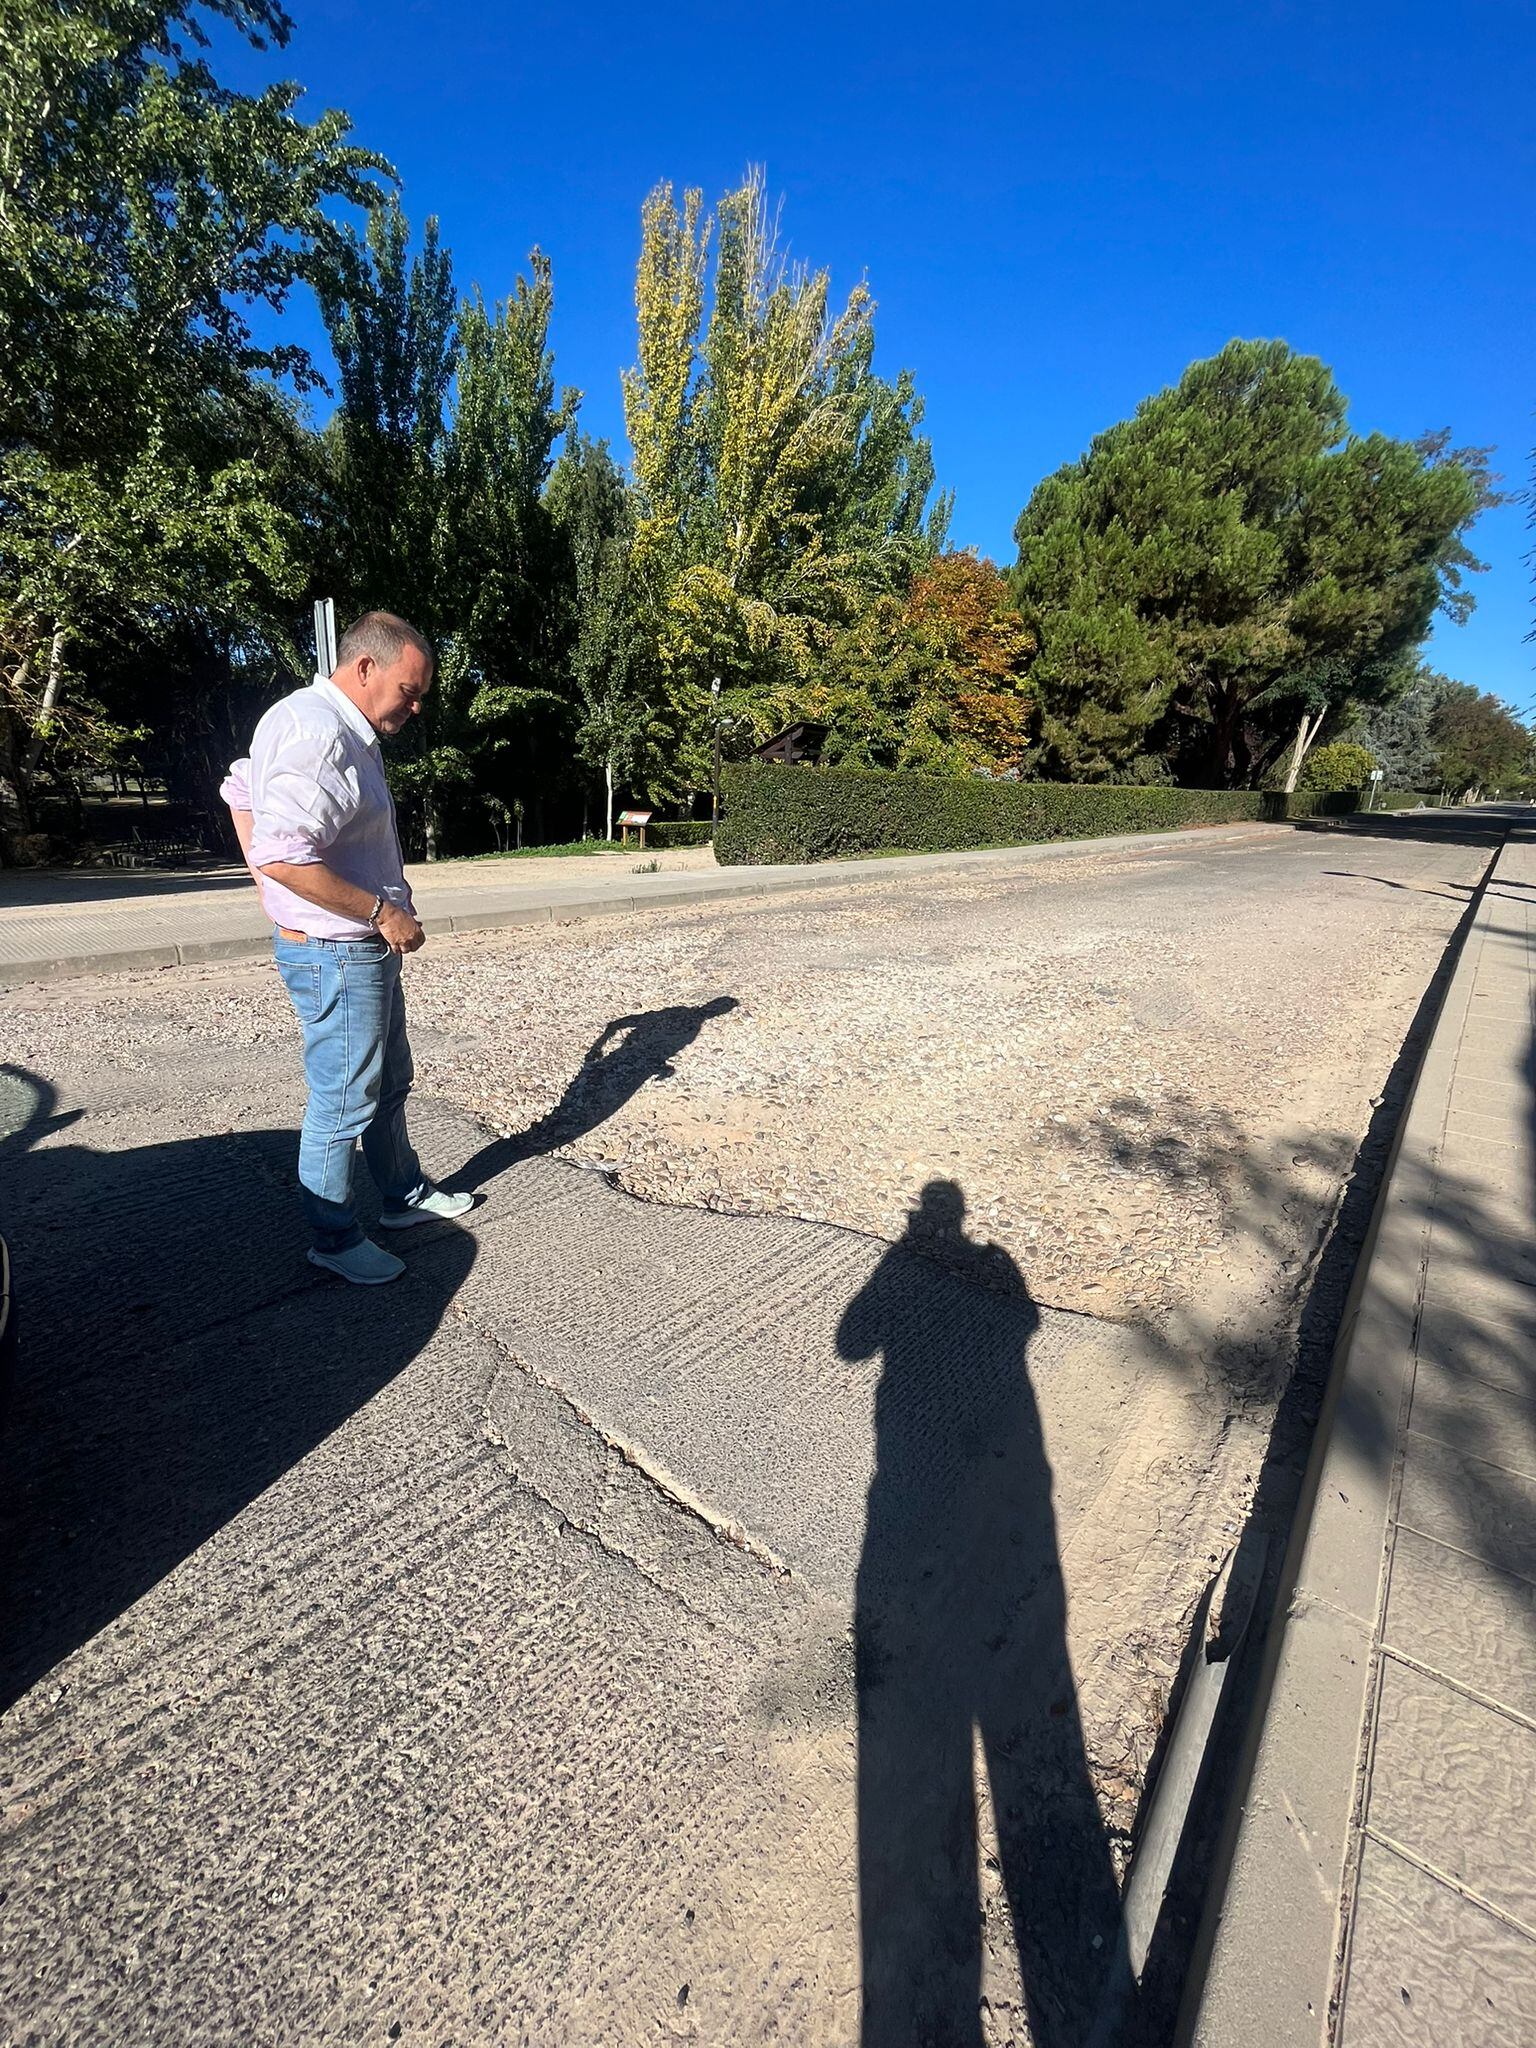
[449,1136,1159,1604]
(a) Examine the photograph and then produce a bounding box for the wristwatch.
[367,893,387,927]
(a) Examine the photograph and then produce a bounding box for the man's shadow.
[447,996,739,1189]
[840,1181,1124,2048]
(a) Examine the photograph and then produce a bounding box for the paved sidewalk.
[0,820,1292,985]
[1191,810,1536,2047]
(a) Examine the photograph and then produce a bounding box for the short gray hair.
[336,610,435,676]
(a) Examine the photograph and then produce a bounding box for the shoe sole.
[306,1248,404,1285]
[377,1206,471,1230]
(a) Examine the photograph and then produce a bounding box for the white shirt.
[231,677,414,939]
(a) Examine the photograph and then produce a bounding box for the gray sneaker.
[307,1238,406,1285]
[378,1185,475,1229]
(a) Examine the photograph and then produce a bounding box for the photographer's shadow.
[841,1182,1124,2048]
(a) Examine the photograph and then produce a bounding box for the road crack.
[461,1310,798,1588]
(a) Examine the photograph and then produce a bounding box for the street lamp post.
[711,676,722,826]
[312,597,337,679]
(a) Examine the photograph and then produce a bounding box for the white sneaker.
[307,1238,406,1285]
[377,1185,475,1229]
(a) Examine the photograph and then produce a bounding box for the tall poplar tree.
[546,432,660,837]
[320,199,457,637]
[389,253,577,854]
[622,169,947,790]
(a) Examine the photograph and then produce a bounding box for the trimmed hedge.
[646,819,714,849]
[710,765,1448,865]
[717,763,1282,865]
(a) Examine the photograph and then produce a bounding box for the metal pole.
[711,676,722,825]
[313,598,337,679]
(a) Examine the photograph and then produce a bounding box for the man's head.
[331,612,435,736]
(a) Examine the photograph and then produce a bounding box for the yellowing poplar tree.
[621,168,946,794]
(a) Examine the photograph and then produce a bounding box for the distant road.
[0,813,1455,985]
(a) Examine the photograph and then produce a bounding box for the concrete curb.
[0,818,1293,988]
[1182,836,1502,2047]
[0,939,255,986]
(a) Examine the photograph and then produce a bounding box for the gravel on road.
[2,821,1486,1342]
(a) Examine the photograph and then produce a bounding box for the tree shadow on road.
[1041,850,1536,2033]
[0,865,256,910]
[1290,808,1506,849]
[1321,869,1476,901]
[842,1180,1124,2048]
[1051,861,1534,1584]
[446,995,739,1190]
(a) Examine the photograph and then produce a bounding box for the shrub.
[716,763,1281,865]
[1301,741,1376,793]
[646,819,714,849]
[1373,789,1427,813]
[1260,789,1361,820]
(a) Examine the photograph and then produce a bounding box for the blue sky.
[221,0,1534,708]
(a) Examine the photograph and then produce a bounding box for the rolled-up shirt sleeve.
[248,729,364,869]
[219,757,253,813]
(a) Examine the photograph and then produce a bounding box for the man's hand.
[257,859,425,952]
[376,901,425,954]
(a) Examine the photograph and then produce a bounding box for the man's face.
[352,646,433,736]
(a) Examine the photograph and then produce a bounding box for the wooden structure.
[617,808,653,849]
[752,722,828,766]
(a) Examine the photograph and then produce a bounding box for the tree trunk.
[1282,708,1327,794]
[424,801,438,862]
[0,667,34,848]
[1206,686,1241,788]
[605,756,615,842]
[21,625,67,779]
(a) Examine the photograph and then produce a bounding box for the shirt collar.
[313,675,380,748]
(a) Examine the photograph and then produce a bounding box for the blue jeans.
[273,934,426,1252]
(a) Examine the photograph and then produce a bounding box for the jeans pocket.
[275,948,322,1026]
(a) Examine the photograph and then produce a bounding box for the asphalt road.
[0,808,1506,2047]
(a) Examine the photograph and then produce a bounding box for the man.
[232,610,471,1285]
